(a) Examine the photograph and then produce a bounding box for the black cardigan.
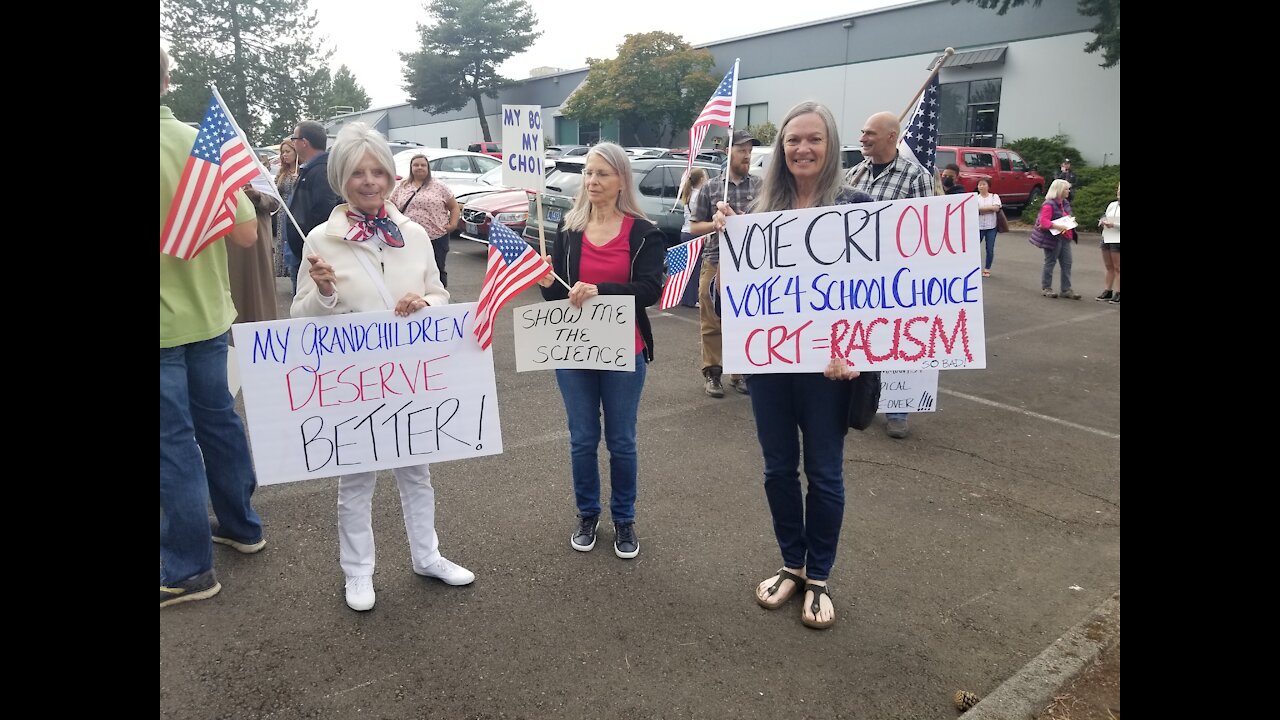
[539,217,666,362]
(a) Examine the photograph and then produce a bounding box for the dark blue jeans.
[747,373,852,581]
[555,354,647,524]
[980,227,997,270]
[160,332,262,585]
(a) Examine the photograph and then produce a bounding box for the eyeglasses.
[289,136,304,142]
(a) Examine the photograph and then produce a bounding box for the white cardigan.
[291,203,449,318]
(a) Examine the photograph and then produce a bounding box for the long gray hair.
[563,142,647,231]
[754,102,843,212]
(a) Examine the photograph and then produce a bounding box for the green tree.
[951,0,1119,68]
[401,0,541,143]
[329,65,372,114]
[161,0,332,144]
[564,32,718,147]
[748,121,778,146]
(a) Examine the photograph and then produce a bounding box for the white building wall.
[388,107,564,151]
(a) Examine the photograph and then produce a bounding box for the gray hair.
[1046,178,1072,200]
[754,102,843,212]
[563,142,647,231]
[327,123,396,204]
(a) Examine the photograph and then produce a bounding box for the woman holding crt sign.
[291,123,474,612]
[713,102,873,630]
[535,142,665,560]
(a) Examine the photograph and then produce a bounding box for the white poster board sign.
[501,105,545,192]
[230,303,502,485]
[720,195,987,373]
[878,369,939,413]
[513,296,636,372]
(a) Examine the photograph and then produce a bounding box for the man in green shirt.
[160,48,266,608]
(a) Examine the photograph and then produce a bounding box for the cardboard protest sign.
[513,296,636,372]
[878,369,939,413]
[501,105,545,192]
[720,195,986,373]
[230,303,502,485]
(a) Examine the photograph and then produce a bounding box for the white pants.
[338,464,440,577]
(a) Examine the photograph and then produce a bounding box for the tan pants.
[698,257,721,373]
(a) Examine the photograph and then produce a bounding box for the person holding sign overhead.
[291,122,474,612]
[389,154,460,288]
[714,102,872,630]
[535,142,665,560]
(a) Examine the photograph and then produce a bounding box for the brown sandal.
[800,583,835,630]
[755,569,806,610]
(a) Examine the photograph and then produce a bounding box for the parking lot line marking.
[653,310,701,326]
[988,310,1114,343]
[940,388,1119,440]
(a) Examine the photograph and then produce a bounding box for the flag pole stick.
[528,189,571,290]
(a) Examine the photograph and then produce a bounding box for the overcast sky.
[311,0,912,108]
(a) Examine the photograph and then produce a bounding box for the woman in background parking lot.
[273,138,299,279]
[975,178,1001,277]
[389,154,460,287]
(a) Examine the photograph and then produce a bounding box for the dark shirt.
[285,151,343,256]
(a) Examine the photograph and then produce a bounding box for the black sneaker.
[614,522,639,559]
[160,569,221,608]
[1109,292,1120,304]
[1095,290,1113,301]
[571,515,599,552]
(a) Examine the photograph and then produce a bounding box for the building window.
[737,103,768,128]
[578,120,600,146]
[938,79,1002,147]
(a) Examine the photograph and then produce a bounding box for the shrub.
[1008,135,1086,176]
[748,121,777,146]
[1021,164,1120,226]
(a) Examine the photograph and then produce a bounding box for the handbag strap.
[398,182,424,213]
[347,243,397,310]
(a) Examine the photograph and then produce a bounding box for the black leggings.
[432,234,450,288]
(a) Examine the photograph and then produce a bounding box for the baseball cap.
[731,129,761,147]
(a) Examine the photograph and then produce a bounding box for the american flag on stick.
[898,73,941,178]
[160,87,263,260]
[659,235,705,310]
[473,221,552,350]
[686,60,739,178]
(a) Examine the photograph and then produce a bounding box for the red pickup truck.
[466,141,503,160]
[935,146,1045,208]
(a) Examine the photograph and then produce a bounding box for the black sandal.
[800,583,835,629]
[755,569,806,610]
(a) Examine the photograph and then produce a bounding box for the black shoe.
[1109,292,1120,304]
[1095,290,1113,301]
[571,515,599,552]
[160,569,221,608]
[614,522,639,559]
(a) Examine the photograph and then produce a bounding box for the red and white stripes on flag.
[659,235,705,310]
[687,60,740,178]
[472,221,552,350]
[160,88,260,260]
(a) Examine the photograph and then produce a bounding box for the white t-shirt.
[976,193,1002,230]
[680,188,701,234]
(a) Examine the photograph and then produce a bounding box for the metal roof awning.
[930,46,1007,69]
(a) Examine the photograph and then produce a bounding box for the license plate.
[465,222,478,234]
[547,209,562,222]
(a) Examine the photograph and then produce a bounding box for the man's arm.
[688,184,718,236]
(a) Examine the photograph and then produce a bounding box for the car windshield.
[477,167,504,186]
[544,169,583,197]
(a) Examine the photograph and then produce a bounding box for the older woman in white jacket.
[292,123,474,612]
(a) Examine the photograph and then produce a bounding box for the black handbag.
[847,370,881,431]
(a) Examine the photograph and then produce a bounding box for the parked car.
[523,156,722,249]
[624,146,672,159]
[459,188,532,245]
[749,145,863,179]
[466,141,503,159]
[546,144,589,158]
[934,145,1045,208]
[392,148,502,183]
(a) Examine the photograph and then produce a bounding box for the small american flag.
[160,89,260,260]
[687,61,739,177]
[473,221,551,350]
[898,73,940,178]
[659,236,704,310]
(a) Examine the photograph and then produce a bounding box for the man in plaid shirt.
[843,111,935,439]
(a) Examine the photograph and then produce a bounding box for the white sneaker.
[415,557,475,586]
[344,575,375,611]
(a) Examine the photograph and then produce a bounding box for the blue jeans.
[555,354,647,523]
[980,227,997,270]
[1042,240,1074,292]
[747,373,852,581]
[283,242,301,296]
[160,332,262,585]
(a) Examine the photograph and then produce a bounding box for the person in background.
[535,142,666,561]
[388,154,460,288]
[1096,182,1120,304]
[160,47,265,608]
[227,187,279,322]
[690,129,762,398]
[714,101,872,631]
[676,167,707,308]
[941,163,965,195]
[974,178,1001,278]
[1037,179,1080,300]
[843,110,934,439]
[284,120,342,295]
[291,123,474,612]
[1055,158,1078,202]
[273,138,299,281]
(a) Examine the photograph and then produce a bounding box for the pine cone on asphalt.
[953,689,980,712]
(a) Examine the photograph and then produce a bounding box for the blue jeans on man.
[555,354,647,524]
[160,332,262,585]
[747,373,851,581]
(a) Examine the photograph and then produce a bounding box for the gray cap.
[731,129,761,147]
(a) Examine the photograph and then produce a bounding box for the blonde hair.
[679,168,706,206]
[1046,178,1072,201]
[754,102,843,212]
[563,143,647,231]
[275,138,298,186]
[326,123,396,204]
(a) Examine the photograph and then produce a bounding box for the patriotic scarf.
[344,206,405,248]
